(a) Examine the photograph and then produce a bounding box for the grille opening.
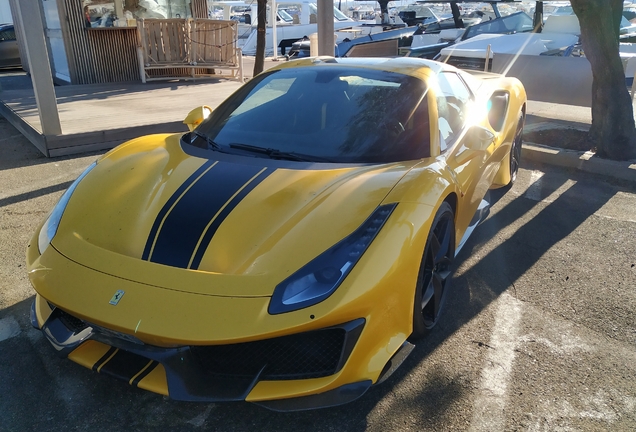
[190,328,346,380]
[57,309,89,333]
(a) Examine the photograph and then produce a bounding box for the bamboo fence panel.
[138,19,189,66]
[137,18,242,82]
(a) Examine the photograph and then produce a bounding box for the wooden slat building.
[7,0,237,85]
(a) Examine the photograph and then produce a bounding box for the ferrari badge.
[109,290,125,305]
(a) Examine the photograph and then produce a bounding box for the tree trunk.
[253,0,267,76]
[571,0,636,160]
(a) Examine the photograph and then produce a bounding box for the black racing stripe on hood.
[189,167,275,270]
[142,160,216,261]
[148,162,272,269]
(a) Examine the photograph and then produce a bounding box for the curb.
[522,142,636,185]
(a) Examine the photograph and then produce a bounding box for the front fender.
[488,78,527,187]
[382,159,458,208]
[382,159,463,242]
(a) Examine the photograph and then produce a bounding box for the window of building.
[83,0,193,28]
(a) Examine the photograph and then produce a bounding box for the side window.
[436,72,472,151]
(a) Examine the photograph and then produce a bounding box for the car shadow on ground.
[0,165,622,431]
[447,166,615,329]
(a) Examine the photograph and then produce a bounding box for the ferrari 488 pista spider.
[28,57,526,411]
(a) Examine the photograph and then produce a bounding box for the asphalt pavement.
[1,111,635,430]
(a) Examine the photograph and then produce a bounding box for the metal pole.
[272,0,278,59]
[238,48,244,82]
[15,0,62,137]
[317,0,334,56]
[137,47,146,83]
[485,44,491,72]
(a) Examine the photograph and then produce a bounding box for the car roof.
[275,56,449,79]
[0,24,14,31]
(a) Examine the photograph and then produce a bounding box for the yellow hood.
[51,134,416,296]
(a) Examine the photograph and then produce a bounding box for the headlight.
[38,162,97,254]
[268,203,397,315]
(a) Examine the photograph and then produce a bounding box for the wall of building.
[0,0,12,24]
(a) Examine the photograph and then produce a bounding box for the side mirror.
[465,125,495,151]
[183,105,212,131]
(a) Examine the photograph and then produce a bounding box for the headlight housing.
[268,203,397,314]
[38,162,97,254]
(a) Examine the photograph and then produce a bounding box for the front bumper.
[32,298,370,410]
[27,206,422,408]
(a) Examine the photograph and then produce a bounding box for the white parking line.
[0,316,21,342]
[524,170,545,201]
[523,170,578,204]
[187,404,216,427]
[469,293,523,432]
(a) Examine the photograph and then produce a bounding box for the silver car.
[0,24,21,68]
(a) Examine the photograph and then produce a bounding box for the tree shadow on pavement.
[448,167,615,325]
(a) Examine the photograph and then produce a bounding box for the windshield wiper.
[193,131,224,151]
[229,143,332,162]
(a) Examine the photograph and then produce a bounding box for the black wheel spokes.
[431,272,444,318]
[433,219,452,264]
[515,132,522,160]
[511,146,519,174]
[429,228,441,263]
[421,276,434,309]
[436,258,453,280]
[420,245,436,309]
[421,215,454,327]
[511,123,523,176]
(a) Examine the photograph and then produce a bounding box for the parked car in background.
[0,24,21,68]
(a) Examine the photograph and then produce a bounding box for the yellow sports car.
[28,57,526,411]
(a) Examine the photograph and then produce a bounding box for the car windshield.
[307,4,350,21]
[192,65,430,163]
[463,12,534,40]
[396,5,437,19]
[278,8,294,22]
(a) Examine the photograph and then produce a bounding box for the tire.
[409,202,456,341]
[508,112,524,186]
